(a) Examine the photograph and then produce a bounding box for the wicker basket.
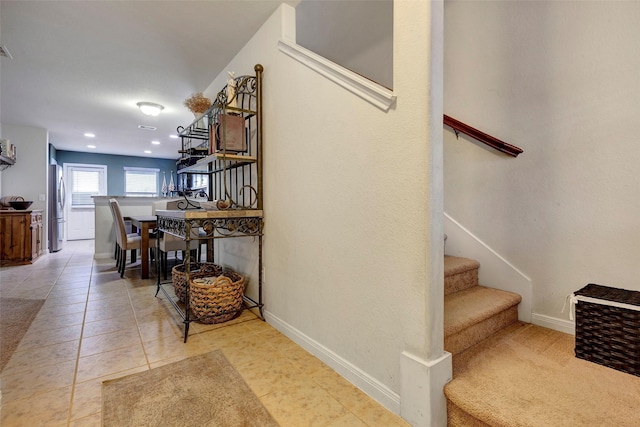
[189,271,245,324]
[171,262,222,302]
[574,283,640,377]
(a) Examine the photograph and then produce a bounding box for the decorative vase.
[168,172,175,194]
[161,172,167,197]
[193,112,208,129]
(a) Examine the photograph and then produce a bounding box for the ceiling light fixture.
[87,144,96,149]
[169,134,179,139]
[151,140,160,145]
[137,102,164,116]
[144,150,152,154]
[84,133,95,138]
[138,125,157,131]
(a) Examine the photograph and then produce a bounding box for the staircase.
[444,255,521,356]
[443,255,521,426]
[442,255,640,426]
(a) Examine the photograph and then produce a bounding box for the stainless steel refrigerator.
[48,164,66,252]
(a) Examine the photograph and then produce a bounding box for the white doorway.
[64,163,107,241]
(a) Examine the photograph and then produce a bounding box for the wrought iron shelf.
[176,68,262,183]
[220,105,257,117]
[178,117,209,140]
[0,154,15,172]
[177,152,257,174]
[160,64,264,343]
[177,101,257,141]
[155,209,264,342]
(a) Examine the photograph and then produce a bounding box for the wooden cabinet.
[30,211,44,261]
[0,210,44,266]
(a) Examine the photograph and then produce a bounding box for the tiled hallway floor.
[0,240,408,426]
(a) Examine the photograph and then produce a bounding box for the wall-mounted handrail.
[443,115,523,157]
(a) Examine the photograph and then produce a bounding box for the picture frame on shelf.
[210,113,246,153]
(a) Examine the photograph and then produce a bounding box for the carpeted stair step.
[445,323,640,426]
[445,256,480,295]
[444,285,521,355]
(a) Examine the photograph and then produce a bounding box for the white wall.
[0,0,4,191]
[444,1,640,323]
[204,2,446,421]
[295,0,393,89]
[0,124,48,211]
[0,3,3,135]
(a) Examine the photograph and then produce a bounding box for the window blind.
[71,169,100,206]
[124,167,158,196]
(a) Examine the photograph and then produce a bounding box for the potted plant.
[183,93,211,118]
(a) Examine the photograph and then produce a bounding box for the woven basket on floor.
[574,283,640,377]
[189,271,245,324]
[171,262,222,302]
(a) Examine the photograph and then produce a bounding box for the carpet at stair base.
[444,286,521,355]
[445,322,640,427]
[445,306,518,356]
[446,400,489,427]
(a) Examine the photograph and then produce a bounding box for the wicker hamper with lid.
[573,283,640,376]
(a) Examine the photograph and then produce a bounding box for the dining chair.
[108,199,119,262]
[152,199,200,279]
[108,199,131,270]
[110,198,156,277]
[107,199,141,268]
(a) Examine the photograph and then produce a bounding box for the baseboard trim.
[94,252,112,260]
[264,310,401,413]
[531,313,575,335]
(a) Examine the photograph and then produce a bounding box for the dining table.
[129,215,157,279]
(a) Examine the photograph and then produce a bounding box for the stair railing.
[443,115,523,157]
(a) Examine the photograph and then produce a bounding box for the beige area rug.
[446,322,640,426]
[0,297,45,371]
[102,350,279,427]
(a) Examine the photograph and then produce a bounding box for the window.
[190,174,209,191]
[124,167,159,197]
[69,165,107,207]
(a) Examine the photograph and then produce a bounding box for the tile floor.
[0,240,409,427]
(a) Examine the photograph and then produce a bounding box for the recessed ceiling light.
[169,134,179,139]
[137,102,164,116]
[151,140,160,145]
[87,144,96,149]
[138,125,157,131]
[144,150,152,154]
[84,133,95,138]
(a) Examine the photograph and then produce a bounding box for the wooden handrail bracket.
[443,114,523,157]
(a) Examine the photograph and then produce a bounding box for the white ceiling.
[0,1,295,160]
